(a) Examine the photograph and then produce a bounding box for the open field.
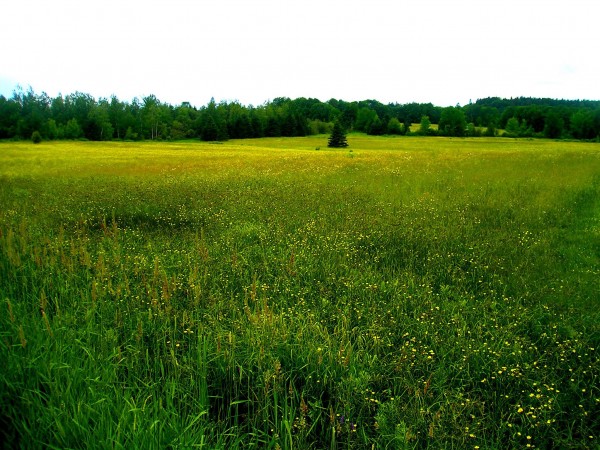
[1,136,599,448]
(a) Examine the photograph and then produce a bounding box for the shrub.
[31,131,42,144]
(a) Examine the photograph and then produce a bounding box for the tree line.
[1,87,600,142]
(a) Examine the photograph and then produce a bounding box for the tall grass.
[1,136,599,448]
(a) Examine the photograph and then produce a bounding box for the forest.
[1,87,600,142]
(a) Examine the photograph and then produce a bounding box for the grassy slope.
[0,137,599,449]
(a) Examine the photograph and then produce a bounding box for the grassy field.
[1,136,599,449]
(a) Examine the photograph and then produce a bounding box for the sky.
[1,0,599,107]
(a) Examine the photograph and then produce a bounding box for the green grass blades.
[1,136,599,448]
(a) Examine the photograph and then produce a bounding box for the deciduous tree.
[439,106,467,137]
[418,115,431,135]
[64,118,83,139]
[543,111,564,139]
[570,110,595,140]
[387,117,403,135]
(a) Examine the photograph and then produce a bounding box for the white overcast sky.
[1,0,598,107]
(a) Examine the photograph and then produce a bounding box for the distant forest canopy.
[1,87,600,142]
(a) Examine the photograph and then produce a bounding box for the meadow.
[0,136,599,449]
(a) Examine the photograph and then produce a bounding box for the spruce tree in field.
[328,120,348,148]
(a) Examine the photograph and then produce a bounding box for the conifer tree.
[327,120,348,148]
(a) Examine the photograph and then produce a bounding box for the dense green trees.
[64,118,83,139]
[88,99,114,140]
[504,117,533,138]
[570,109,597,140]
[0,95,19,138]
[439,106,467,137]
[543,110,565,139]
[355,107,378,133]
[0,89,598,142]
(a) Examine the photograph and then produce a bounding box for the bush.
[387,117,403,135]
[31,131,42,144]
[485,124,497,137]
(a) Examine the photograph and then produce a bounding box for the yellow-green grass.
[409,123,439,132]
[1,137,599,449]
[407,123,505,134]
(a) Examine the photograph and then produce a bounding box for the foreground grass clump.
[1,136,599,449]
